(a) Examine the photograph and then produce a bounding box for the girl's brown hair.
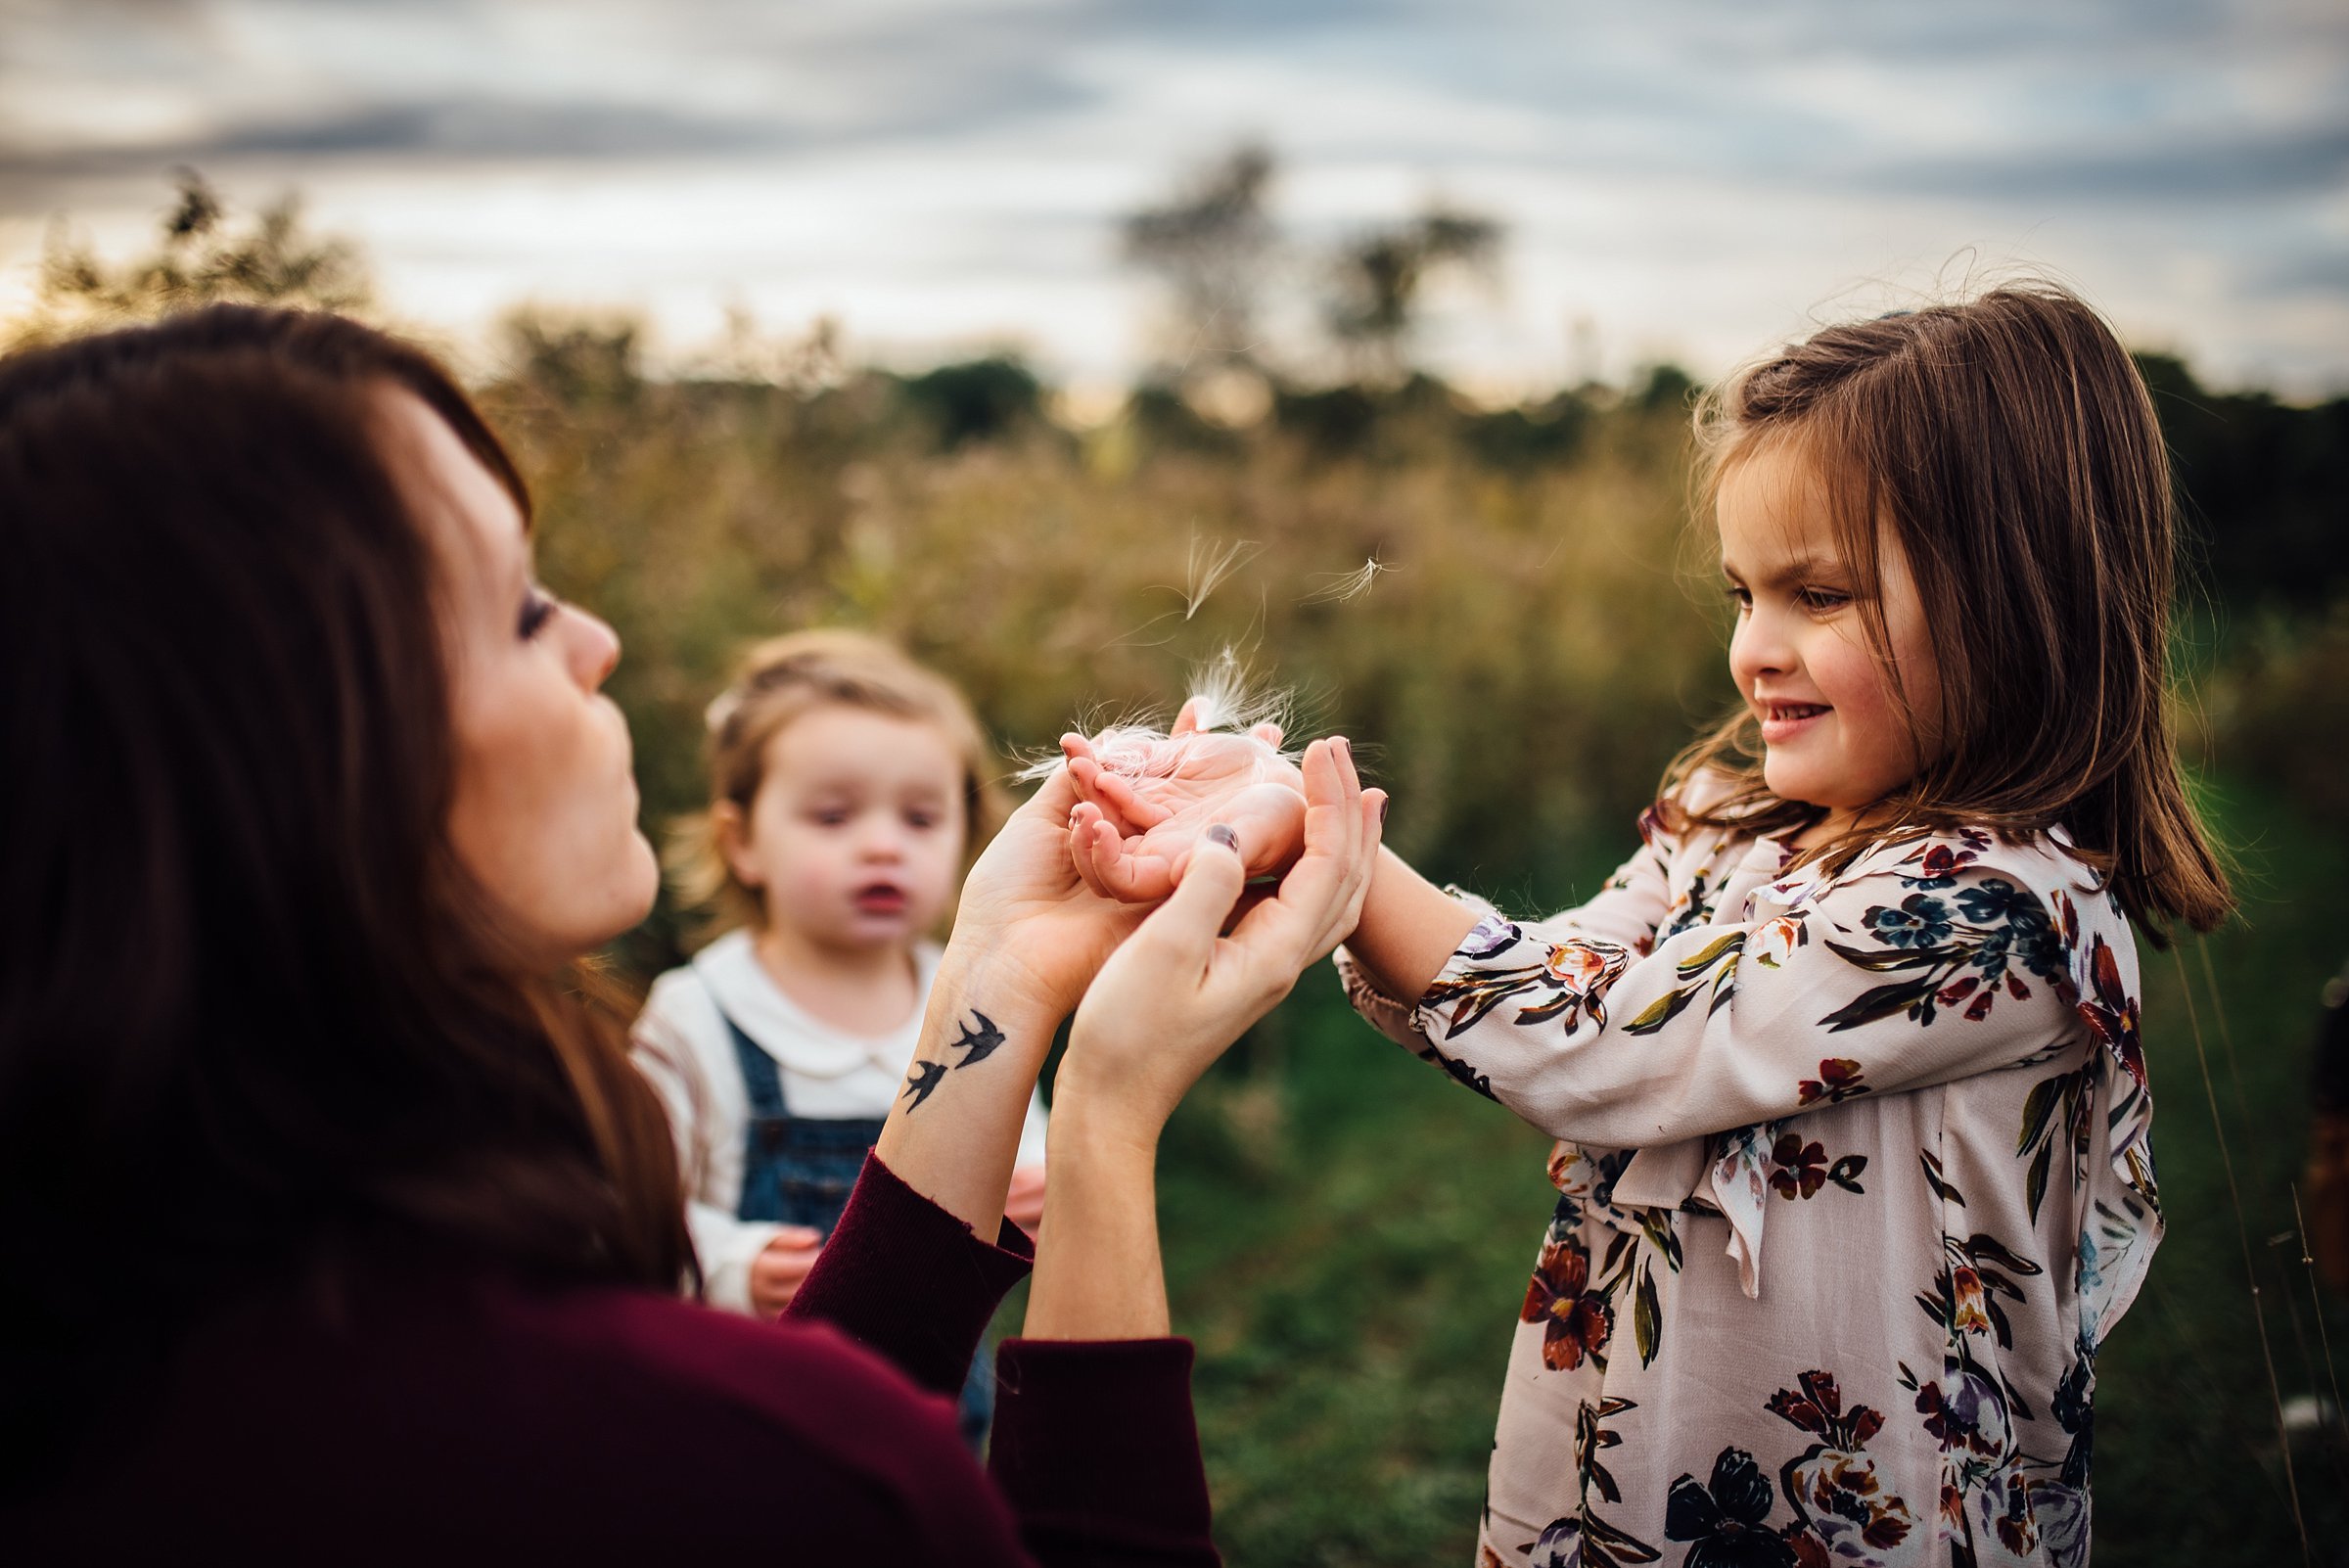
[0,305,690,1476]
[1671,282,2232,940]
[670,628,1012,943]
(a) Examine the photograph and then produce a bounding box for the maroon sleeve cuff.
[782,1152,1035,1399]
[990,1338,1220,1566]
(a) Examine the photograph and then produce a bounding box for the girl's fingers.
[1091,767,1172,830]
[1171,696,1207,737]
[1250,721,1284,750]
[1069,822,1110,899]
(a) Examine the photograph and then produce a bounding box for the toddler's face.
[729,704,969,953]
[1717,440,1942,829]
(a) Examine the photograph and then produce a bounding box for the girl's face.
[1718,439,1943,830]
[384,392,660,966]
[724,704,970,954]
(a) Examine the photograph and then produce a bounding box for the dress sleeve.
[1337,805,1678,1047]
[1377,840,2082,1147]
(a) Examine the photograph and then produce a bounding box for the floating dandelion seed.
[1299,557,1394,606]
[1011,647,1304,784]
[1182,535,1261,621]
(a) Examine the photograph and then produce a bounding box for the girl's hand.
[1062,699,1313,904]
[1055,736,1384,1144]
[748,1226,825,1318]
[1070,779,1306,905]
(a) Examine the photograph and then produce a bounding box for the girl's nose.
[856,825,907,861]
[1728,606,1793,692]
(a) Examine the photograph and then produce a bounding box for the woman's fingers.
[1229,737,1376,967]
[1126,826,1249,973]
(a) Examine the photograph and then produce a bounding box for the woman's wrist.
[1025,1104,1171,1340]
[871,964,1066,1236]
[1041,1084,1165,1171]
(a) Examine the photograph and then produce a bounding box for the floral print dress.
[1339,795,2158,1568]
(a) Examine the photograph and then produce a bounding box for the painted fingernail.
[1336,735,1354,761]
[1206,823,1239,851]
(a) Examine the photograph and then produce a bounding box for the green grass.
[1143,784,2349,1568]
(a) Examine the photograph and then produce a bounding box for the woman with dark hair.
[0,305,1385,1562]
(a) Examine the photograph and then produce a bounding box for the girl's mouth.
[852,883,909,916]
[1758,700,1830,742]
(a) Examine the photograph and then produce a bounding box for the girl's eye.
[905,811,938,831]
[1799,587,1852,612]
[518,588,558,640]
[1725,584,1752,611]
[813,809,852,827]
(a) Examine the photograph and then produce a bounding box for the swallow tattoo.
[901,1059,947,1111]
[949,1011,1007,1069]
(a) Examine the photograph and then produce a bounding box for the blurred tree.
[896,355,1044,449]
[11,169,372,347]
[1324,206,1501,384]
[1629,362,1699,414]
[1122,144,1280,384]
[496,311,646,408]
[2135,351,2349,613]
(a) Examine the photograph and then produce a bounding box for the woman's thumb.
[1143,824,1248,961]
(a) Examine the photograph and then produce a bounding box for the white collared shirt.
[631,928,1049,1314]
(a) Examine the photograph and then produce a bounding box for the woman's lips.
[1758,700,1830,745]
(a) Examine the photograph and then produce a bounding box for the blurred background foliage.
[19,171,2349,1566]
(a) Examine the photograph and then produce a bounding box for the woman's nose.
[566,604,622,689]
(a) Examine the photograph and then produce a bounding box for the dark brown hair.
[670,626,1013,943]
[0,306,690,1473]
[1670,282,2232,939]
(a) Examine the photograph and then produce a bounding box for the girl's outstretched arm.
[1338,847,1487,1002]
[1348,835,2110,1152]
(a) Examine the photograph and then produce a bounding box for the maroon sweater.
[11,1157,1218,1565]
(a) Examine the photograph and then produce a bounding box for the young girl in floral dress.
[1062,284,2232,1566]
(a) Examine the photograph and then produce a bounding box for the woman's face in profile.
[380,392,659,966]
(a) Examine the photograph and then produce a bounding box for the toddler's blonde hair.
[668,628,1011,945]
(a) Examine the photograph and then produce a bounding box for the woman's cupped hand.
[1051,735,1385,1145]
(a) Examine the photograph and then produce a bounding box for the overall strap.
[719,1003,791,1120]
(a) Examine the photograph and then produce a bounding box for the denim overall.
[721,1008,994,1451]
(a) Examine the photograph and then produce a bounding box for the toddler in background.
[631,628,1043,1447]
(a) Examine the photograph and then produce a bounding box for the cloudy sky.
[2,0,2343,396]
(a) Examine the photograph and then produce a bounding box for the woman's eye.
[518,589,558,640]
